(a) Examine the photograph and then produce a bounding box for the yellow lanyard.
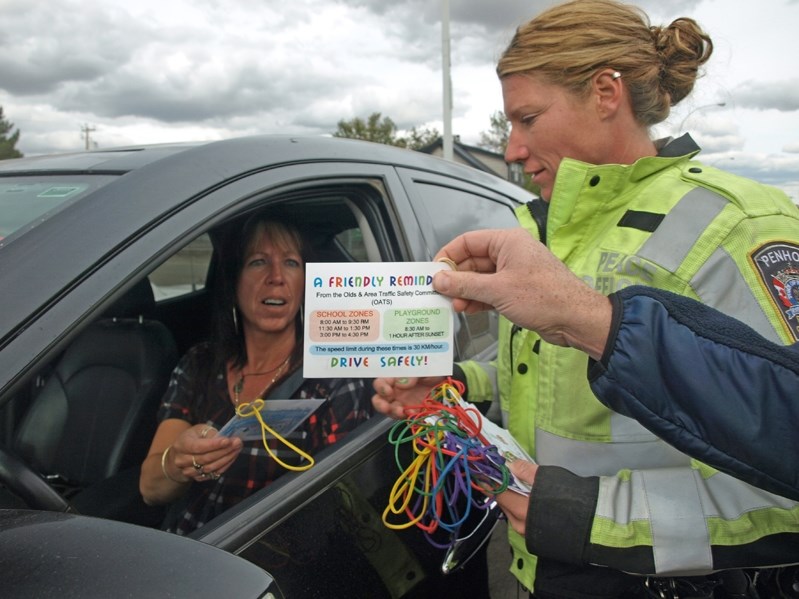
[236,399,315,471]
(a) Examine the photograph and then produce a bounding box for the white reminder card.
[303,262,454,378]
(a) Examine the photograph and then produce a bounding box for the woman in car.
[139,215,372,535]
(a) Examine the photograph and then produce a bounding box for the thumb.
[433,270,496,307]
[507,459,538,485]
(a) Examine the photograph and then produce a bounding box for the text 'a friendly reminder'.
[303,262,454,378]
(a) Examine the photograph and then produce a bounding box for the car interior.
[9,278,177,508]
[0,180,500,534]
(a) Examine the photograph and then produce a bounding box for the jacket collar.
[546,134,702,240]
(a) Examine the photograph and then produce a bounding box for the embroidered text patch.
[750,241,799,341]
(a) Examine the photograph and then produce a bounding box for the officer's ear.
[592,69,624,121]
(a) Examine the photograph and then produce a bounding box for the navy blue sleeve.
[587,285,799,501]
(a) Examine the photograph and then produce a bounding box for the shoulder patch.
[750,241,799,341]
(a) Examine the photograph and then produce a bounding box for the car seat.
[12,277,178,495]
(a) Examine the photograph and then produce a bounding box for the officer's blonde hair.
[497,0,713,127]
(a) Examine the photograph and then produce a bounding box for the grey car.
[0,135,532,597]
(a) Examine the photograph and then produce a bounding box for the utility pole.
[441,0,453,161]
[80,123,96,150]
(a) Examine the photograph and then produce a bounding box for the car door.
[163,167,499,596]
[189,167,530,598]
[0,154,478,596]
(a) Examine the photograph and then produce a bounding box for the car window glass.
[335,228,368,261]
[0,176,118,245]
[415,183,520,250]
[414,183,520,361]
[149,233,212,300]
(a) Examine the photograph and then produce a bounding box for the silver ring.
[192,455,202,471]
[200,425,211,438]
[209,472,221,480]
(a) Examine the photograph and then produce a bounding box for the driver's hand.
[372,376,445,419]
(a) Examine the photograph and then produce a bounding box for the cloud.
[694,134,746,153]
[344,0,702,33]
[341,0,542,31]
[721,151,799,201]
[0,0,797,201]
[733,79,799,111]
[0,1,142,95]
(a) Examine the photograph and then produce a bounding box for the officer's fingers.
[433,270,498,310]
[507,459,538,486]
[495,490,530,536]
[434,230,499,265]
[460,298,497,315]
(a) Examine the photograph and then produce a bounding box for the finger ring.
[200,425,211,438]
[192,455,202,471]
[209,472,220,480]
[198,472,207,480]
[437,257,458,271]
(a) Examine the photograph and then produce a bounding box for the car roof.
[0,142,203,174]
[0,134,506,181]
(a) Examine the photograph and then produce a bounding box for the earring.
[232,306,239,333]
[611,71,622,80]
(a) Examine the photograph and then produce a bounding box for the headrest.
[104,278,156,319]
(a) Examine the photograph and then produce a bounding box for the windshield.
[0,175,119,246]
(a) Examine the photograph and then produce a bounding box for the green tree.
[0,106,23,160]
[333,112,440,150]
[404,125,440,150]
[477,110,509,154]
[334,112,399,145]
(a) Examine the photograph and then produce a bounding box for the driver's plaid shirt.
[157,343,373,535]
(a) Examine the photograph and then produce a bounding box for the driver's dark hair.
[191,212,312,421]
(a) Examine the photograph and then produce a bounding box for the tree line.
[0,106,23,160]
[333,111,537,193]
[332,110,509,154]
[1,105,535,191]
[0,106,516,176]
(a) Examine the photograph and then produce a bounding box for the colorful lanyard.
[382,379,510,548]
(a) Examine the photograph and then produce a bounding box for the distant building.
[418,136,525,186]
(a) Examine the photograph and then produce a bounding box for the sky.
[1,0,798,199]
